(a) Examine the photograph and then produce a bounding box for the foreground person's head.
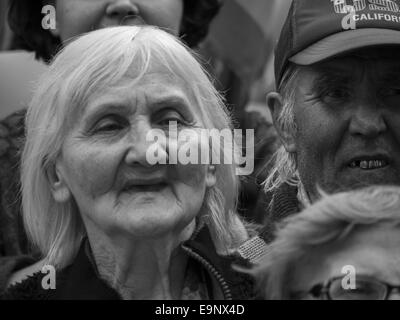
[256,186,400,300]
[266,0,400,202]
[8,0,222,61]
[21,26,243,268]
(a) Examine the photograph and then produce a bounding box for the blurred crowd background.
[0,0,291,121]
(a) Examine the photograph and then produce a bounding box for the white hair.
[263,64,300,193]
[253,185,400,299]
[21,26,244,268]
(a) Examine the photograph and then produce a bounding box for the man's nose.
[106,0,139,19]
[348,100,387,138]
[124,122,167,167]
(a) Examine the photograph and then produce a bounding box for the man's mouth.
[348,159,389,170]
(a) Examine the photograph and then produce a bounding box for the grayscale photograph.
[0,0,399,311]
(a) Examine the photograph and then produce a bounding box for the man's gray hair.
[263,63,301,193]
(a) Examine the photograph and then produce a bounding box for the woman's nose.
[124,123,167,167]
[106,0,139,19]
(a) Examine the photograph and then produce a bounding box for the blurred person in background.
[1,0,46,119]
[199,0,291,222]
[0,0,9,49]
[254,186,400,300]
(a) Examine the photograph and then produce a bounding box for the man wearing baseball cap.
[261,0,400,241]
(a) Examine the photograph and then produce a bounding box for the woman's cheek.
[176,163,207,189]
[172,132,209,188]
[63,144,121,198]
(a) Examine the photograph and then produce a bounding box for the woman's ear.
[267,92,297,153]
[205,165,216,188]
[46,161,71,203]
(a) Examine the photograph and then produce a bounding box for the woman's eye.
[157,111,189,126]
[92,116,126,133]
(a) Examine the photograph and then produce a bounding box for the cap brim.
[290,28,400,65]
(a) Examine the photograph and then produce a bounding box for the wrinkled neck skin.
[85,221,196,300]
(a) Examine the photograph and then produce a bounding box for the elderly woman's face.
[289,224,400,300]
[50,0,183,42]
[53,63,216,238]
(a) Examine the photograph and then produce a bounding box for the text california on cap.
[275,0,400,85]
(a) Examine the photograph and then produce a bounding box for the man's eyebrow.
[380,66,400,83]
[311,69,353,92]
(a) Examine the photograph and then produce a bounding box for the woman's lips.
[122,182,168,193]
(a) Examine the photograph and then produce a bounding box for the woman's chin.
[113,206,194,239]
[117,188,173,208]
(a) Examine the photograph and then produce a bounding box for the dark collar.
[51,240,120,300]
[1,242,120,300]
[183,226,254,300]
[2,226,252,300]
[55,227,252,300]
[260,183,300,243]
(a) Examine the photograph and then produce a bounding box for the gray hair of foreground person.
[252,185,400,299]
[21,25,242,268]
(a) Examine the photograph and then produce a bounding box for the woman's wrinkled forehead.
[73,59,202,121]
[124,58,189,84]
[58,29,209,126]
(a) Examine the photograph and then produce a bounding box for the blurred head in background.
[255,186,400,300]
[8,0,222,62]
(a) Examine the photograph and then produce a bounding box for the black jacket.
[1,227,257,300]
[259,183,300,243]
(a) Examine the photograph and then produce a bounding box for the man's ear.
[46,161,71,203]
[205,165,217,188]
[267,92,296,153]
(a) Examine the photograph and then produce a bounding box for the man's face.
[292,47,400,199]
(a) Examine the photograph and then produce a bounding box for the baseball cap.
[275,0,400,86]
